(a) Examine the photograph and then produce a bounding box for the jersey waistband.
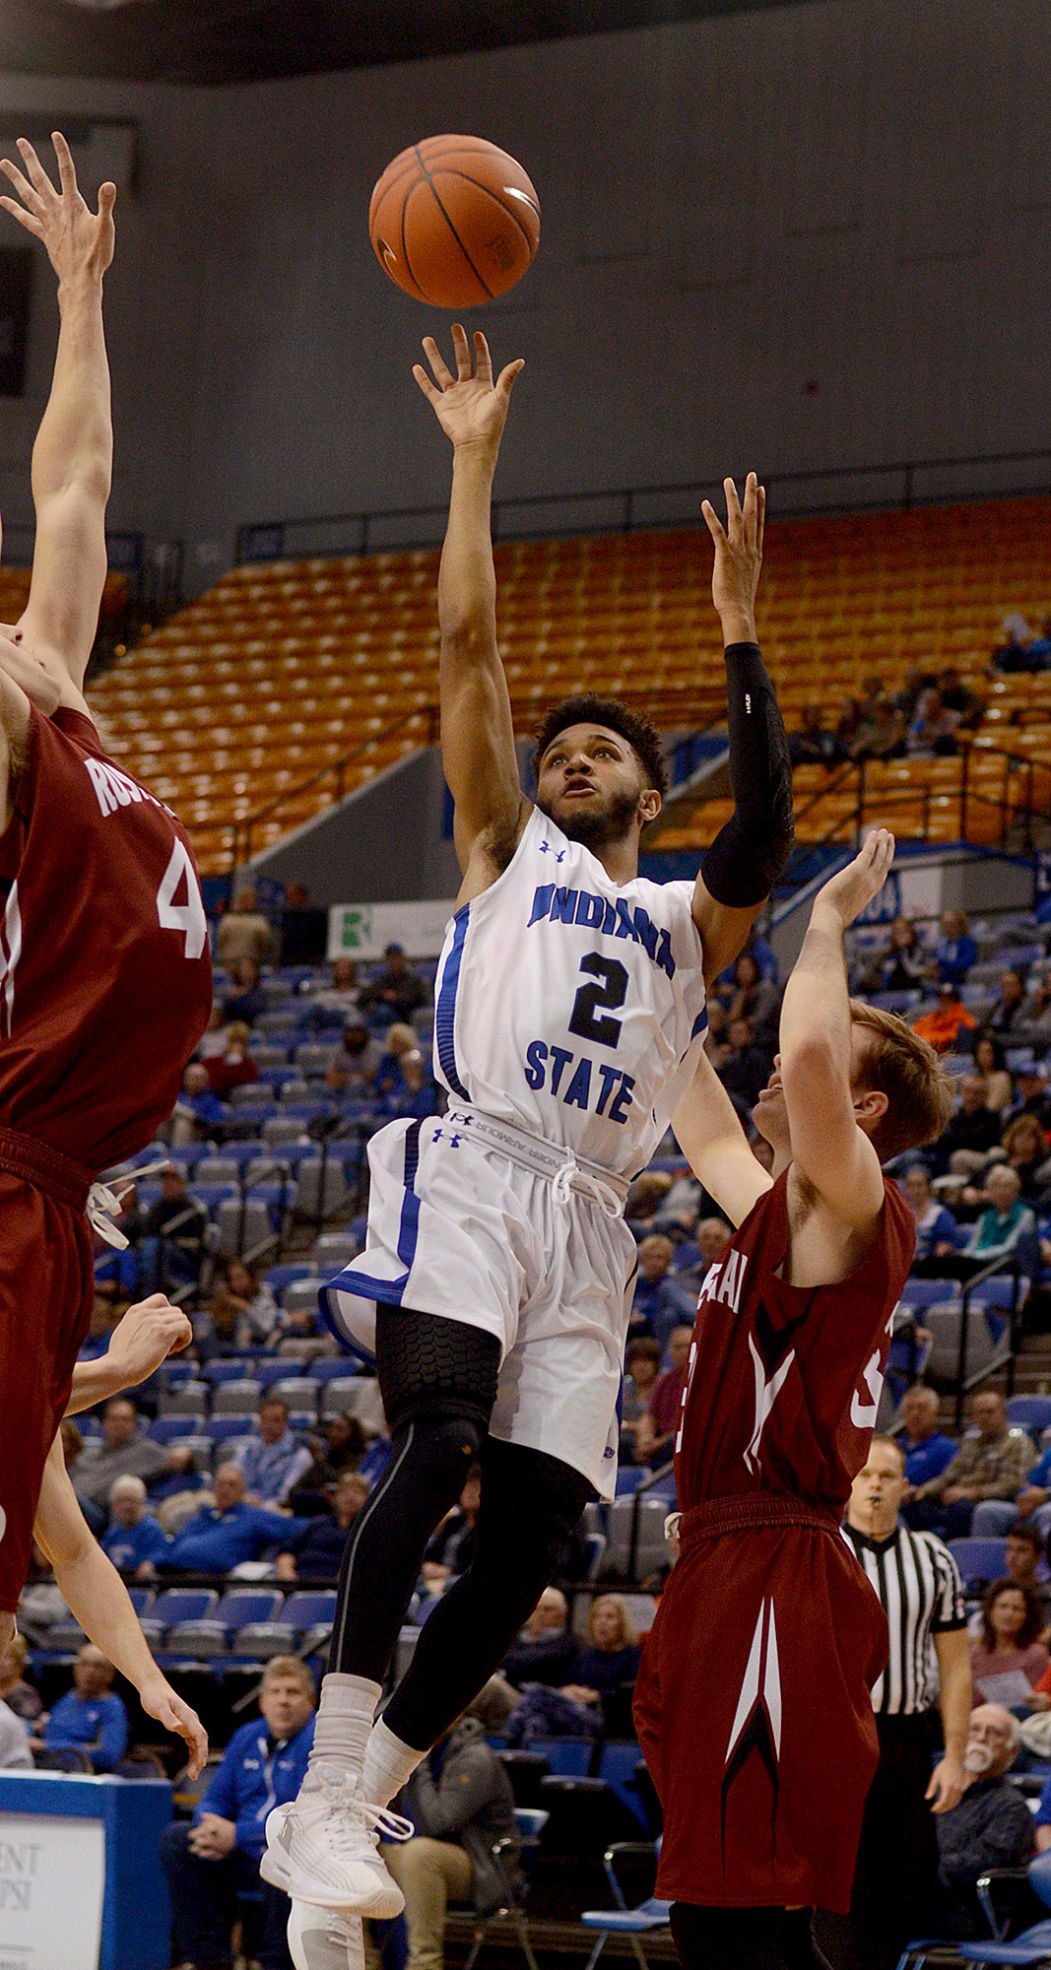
[0,1126,93,1213]
[442,1105,629,1215]
[679,1493,842,1545]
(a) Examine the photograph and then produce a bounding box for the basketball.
[368,135,540,308]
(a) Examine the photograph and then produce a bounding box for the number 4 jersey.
[0,706,213,1173]
[431,806,709,1180]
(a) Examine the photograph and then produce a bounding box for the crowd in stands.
[788,667,986,768]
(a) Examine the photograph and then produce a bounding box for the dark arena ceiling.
[0,0,816,87]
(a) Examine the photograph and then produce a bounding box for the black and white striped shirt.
[842,1521,966,1715]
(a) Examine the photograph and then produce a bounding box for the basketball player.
[264,323,795,1930]
[633,830,955,1970]
[29,1292,208,1777]
[0,134,212,1646]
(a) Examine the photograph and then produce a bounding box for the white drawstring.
[552,1158,623,1219]
[87,1154,170,1251]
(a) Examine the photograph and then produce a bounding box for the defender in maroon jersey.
[0,136,211,1628]
[634,833,955,1970]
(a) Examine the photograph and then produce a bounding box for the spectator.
[288,1413,368,1513]
[909,1391,1035,1540]
[934,1705,1033,1936]
[852,676,906,760]
[201,1258,278,1352]
[41,1645,129,1773]
[635,1324,693,1466]
[236,1397,314,1507]
[714,1014,772,1112]
[630,1235,697,1351]
[833,694,863,757]
[138,1165,209,1296]
[422,1466,482,1590]
[969,1579,1049,1702]
[1012,1058,1051,1126]
[900,1164,962,1262]
[899,1385,958,1492]
[0,1634,42,1725]
[864,916,928,996]
[620,1337,662,1462]
[204,1020,259,1097]
[0,1699,31,1769]
[935,1074,1005,1177]
[159,1463,304,1572]
[323,1014,384,1095]
[931,910,979,988]
[278,881,327,966]
[170,1060,227,1147]
[624,1170,674,1237]
[907,687,960,757]
[501,1587,580,1691]
[382,1709,519,1970]
[972,1033,1013,1113]
[388,1046,441,1122]
[994,1112,1051,1201]
[306,956,362,1027]
[788,702,845,768]
[936,669,985,733]
[986,970,1031,1038]
[221,955,268,1028]
[561,1594,643,1735]
[101,1475,169,1579]
[275,1471,369,1583]
[991,614,1037,673]
[962,1164,1040,1273]
[71,1398,168,1517]
[973,1433,1051,1541]
[160,1655,314,1970]
[358,941,428,1027]
[148,1445,208,1530]
[215,884,274,970]
[912,981,977,1056]
[375,1022,426,1100]
[723,950,780,1045]
[1022,975,1051,1040]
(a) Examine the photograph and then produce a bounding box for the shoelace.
[87,1154,171,1251]
[552,1158,623,1219]
[316,1768,414,1849]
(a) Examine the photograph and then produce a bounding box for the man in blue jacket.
[159,1462,306,1572]
[161,1655,316,1970]
[42,1643,129,1772]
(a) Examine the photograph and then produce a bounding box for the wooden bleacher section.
[83,495,1051,875]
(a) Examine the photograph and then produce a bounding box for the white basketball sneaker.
[287,1900,365,1970]
[261,1763,412,1914]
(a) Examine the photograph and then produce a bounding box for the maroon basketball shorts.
[0,1173,94,1610]
[634,1500,888,1914]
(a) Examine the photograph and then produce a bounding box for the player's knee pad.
[376,1304,501,1435]
[477,1438,594,1590]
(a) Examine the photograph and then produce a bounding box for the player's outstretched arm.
[65,1294,193,1416]
[779,829,895,1228]
[33,1433,208,1776]
[0,132,115,704]
[414,325,529,886]
[691,473,795,983]
[671,1044,772,1228]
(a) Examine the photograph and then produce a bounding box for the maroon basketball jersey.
[0,705,213,1172]
[674,1169,914,1515]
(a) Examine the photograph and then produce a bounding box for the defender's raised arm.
[414,324,529,890]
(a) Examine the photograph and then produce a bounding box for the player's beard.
[539,786,642,850]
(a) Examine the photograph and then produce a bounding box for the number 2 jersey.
[431,805,709,1178]
[0,705,213,1174]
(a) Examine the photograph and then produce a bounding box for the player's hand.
[107,1294,193,1393]
[0,634,62,716]
[701,473,765,644]
[813,829,895,930]
[0,133,115,287]
[413,324,524,454]
[139,1672,208,1779]
[926,1752,965,1815]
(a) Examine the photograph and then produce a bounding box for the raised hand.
[0,132,115,286]
[702,472,765,642]
[815,828,895,929]
[413,323,524,453]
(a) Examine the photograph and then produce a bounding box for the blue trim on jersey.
[435,905,471,1101]
[317,1120,424,1350]
[690,1007,709,1040]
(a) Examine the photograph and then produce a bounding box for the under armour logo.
[539,840,567,863]
[432,1129,462,1148]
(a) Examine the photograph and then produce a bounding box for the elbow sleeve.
[701,643,795,907]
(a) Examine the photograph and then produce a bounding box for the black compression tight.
[670,1907,832,1970]
[328,1306,592,1749]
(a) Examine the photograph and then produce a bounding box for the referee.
[818,1433,971,1970]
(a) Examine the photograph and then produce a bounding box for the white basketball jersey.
[431,805,709,1179]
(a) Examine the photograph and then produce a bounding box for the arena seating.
[84,494,1051,870]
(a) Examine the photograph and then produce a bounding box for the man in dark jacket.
[934,1704,1033,1937]
[385,1712,519,1970]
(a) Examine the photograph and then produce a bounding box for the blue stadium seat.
[208,1417,258,1445]
[190,1181,240,1215]
[1007,1396,1051,1434]
[203,1360,258,1387]
[899,1278,955,1309]
[214,1589,283,1631]
[265,1261,318,1298]
[284,1591,338,1634]
[141,1589,218,1637]
[948,1537,1007,1592]
[148,1416,209,1444]
[127,1588,155,1618]
[313,1358,359,1382]
[615,1468,645,1497]
[596,1742,650,1832]
[530,1739,595,1777]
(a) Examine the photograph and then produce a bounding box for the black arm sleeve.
[700,641,795,908]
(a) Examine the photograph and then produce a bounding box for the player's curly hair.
[531,695,669,799]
